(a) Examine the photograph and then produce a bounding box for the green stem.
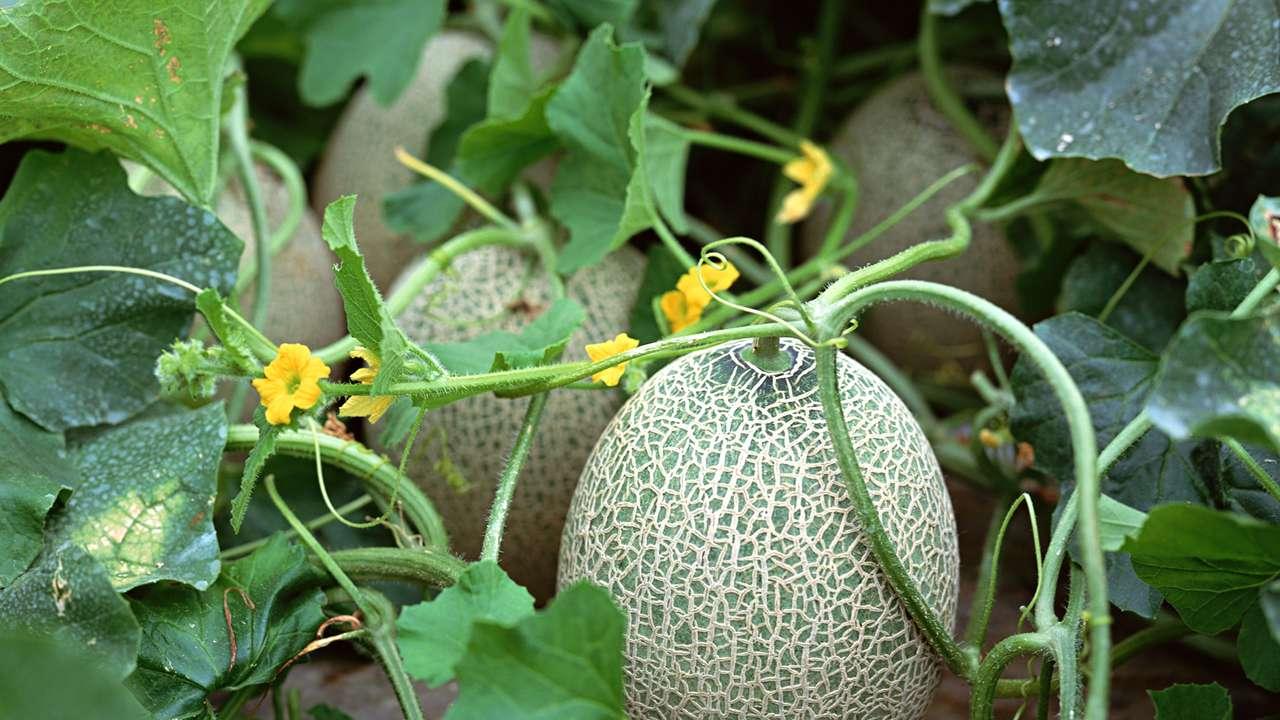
[815,344,973,678]
[971,193,1051,224]
[681,128,796,164]
[356,590,426,720]
[970,633,1051,720]
[220,494,376,559]
[817,175,860,258]
[328,547,466,588]
[313,226,528,364]
[962,494,1015,652]
[1224,437,1280,505]
[225,424,449,550]
[481,392,549,561]
[661,83,802,147]
[764,0,842,267]
[322,322,789,403]
[687,217,774,285]
[396,147,517,230]
[232,142,307,297]
[1036,658,1054,720]
[919,5,999,162]
[826,281,1108,718]
[265,476,371,616]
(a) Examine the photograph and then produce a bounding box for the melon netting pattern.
[385,244,645,600]
[560,338,959,719]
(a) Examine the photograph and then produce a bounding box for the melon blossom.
[251,343,330,425]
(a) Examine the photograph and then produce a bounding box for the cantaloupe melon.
[803,70,1019,376]
[312,32,491,291]
[381,244,645,601]
[559,337,959,719]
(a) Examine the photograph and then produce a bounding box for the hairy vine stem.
[826,281,1108,719]
[481,392,550,561]
[225,424,449,550]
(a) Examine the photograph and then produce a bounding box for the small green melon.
[381,244,645,601]
[803,69,1019,375]
[559,338,959,718]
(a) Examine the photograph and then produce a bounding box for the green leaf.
[1098,494,1146,553]
[48,403,225,591]
[1000,0,1280,177]
[1124,504,1280,634]
[0,149,241,432]
[0,0,270,204]
[456,87,561,195]
[1239,600,1280,691]
[383,181,468,245]
[0,633,149,720]
[425,298,586,375]
[0,394,75,586]
[426,59,492,170]
[1058,242,1186,353]
[448,582,627,720]
[547,25,649,273]
[194,288,256,372]
[1248,195,1280,271]
[125,535,326,720]
[1012,313,1208,616]
[644,0,719,67]
[1147,309,1280,454]
[489,8,539,120]
[1149,682,1233,720]
[288,0,446,107]
[0,543,141,679]
[398,561,535,687]
[1264,580,1280,643]
[321,196,400,356]
[1217,443,1280,524]
[1024,159,1194,273]
[1187,257,1267,314]
[642,114,692,234]
[546,0,638,29]
[231,405,282,533]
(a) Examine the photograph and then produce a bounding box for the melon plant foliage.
[0,1,1278,719]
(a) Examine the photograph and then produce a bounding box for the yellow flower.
[338,347,394,423]
[776,140,833,224]
[660,260,741,333]
[251,343,330,426]
[585,333,639,387]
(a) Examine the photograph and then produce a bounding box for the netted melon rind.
[559,338,959,719]
[381,244,645,601]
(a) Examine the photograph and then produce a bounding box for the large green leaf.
[0,543,141,679]
[1020,160,1194,273]
[0,633,149,720]
[1149,683,1232,720]
[1012,313,1208,616]
[1187,257,1268,314]
[0,149,241,432]
[999,0,1280,177]
[448,582,627,720]
[398,561,535,687]
[1239,600,1280,691]
[425,298,586,375]
[644,0,719,67]
[488,8,539,120]
[0,0,270,204]
[125,535,326,720]
[1264,580,1280,643]
[546,0,638,29]
[48,403,225,591]
[278,0,445,107]
[456,87,561,196]
[0,394,76,586]
[1147,309,1280,454]
[1058,242,1186,353]
[547,24,649,273]
[1124,504,1280,634]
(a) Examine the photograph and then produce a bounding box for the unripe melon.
[382,244,645,601]
[312,32,489,290]
[312,31,559,291]
[559,338,959,719]
[218,164,347,349]
[803,70,1019,375]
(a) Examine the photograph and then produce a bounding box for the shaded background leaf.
[0,392,75,586]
